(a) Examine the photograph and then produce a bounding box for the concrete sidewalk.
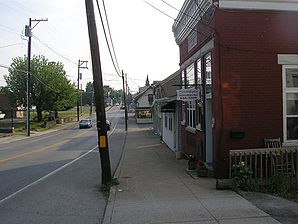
[103,124,280,224]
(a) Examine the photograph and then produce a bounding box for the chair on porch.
[264,138,295,177]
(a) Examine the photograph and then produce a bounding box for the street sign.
[177,88,199,101]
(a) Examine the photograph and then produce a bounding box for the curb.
[102,132,127,224]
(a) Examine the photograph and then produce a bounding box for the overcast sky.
[0,0,184,93]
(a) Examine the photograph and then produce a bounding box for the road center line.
[0,113,121,205]
[0,130,89,164]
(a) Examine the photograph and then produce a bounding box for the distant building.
[134,76,155,124]
[152,70,181,152]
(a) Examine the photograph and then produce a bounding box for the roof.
[157,70,181,98]
[133,85,153,102]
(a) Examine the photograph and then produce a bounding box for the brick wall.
[212,9,298,178]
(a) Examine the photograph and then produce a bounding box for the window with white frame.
[187,100,196,128]
[283,66,298,141]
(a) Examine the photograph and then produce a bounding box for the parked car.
[79,119,92,129]
[0,111,5,120]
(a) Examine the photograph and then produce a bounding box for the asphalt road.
[0,106,126,224]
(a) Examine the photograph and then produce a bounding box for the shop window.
[137,110,152,119]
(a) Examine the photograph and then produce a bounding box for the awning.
[161,101,175,113]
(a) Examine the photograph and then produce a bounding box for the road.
[0,106,126,224]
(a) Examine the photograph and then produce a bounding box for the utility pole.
[77,60,88,121]
[85,0,111,185]
[25,18,47,137]
[90,91,94,116]
[122,70,128,131]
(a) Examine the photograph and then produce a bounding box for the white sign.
[177,88,200,101]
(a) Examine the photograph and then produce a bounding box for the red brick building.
[173,0,298,178]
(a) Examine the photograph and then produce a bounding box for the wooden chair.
[264,138,281,148]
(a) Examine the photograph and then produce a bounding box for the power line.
[144,0,176,20]
[0,43,26,49]
[143,0,210,39]
[101,0,121,73]
[95,0,121,77]
[160,0,215,31]
[0,63,62,94]
[32,35,77,65]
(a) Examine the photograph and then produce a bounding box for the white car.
[0,111,5,119]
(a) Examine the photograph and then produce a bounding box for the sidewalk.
[103,123,280,224]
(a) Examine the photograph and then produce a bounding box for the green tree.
[4,55,79,121]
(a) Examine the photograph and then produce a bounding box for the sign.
[177,88,200,101]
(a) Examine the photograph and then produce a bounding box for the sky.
[0,0,184,93]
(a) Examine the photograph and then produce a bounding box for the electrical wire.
[101,0,121,73]
[0,63,62,94]
[32,35,77,65]
[95,0,122,77]
[146,1,279,56]
[160,0,215,31]
[143,0,211,39]
[0,43,26,49]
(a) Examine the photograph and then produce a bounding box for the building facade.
[173,0,298,178]
[152,71,181,152]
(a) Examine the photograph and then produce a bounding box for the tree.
[4,55,79,121]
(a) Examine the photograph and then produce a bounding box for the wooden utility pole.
[77,60,88,121]
[122,70,128,131]
[25,18,47,136]
[85,0,111,185]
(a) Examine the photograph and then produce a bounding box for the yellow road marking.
[0,130,89,164]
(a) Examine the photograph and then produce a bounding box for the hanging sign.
[177,88,200,101]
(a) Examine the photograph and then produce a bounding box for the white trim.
[220,0,298,11]
[278,54,298,65]
[173,0,212,45]
[282,65,298,143]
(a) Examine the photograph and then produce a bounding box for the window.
[205,53,212,96]
[197,58,203,130]
[169,116,173,131]
[181,69,185,89]
[137,110,152,118]
[187,101,196,128]
[165,115,168,128]
[186,64,195,88]
[283,66,298,141]
[148,94,153,105]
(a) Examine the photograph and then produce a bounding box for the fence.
[229,147,298,184]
